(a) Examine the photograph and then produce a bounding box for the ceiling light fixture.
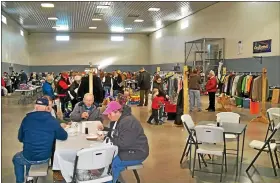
[134,19,144,22]
[20,30,24,36]
[97,5,110,9]
[56,35,70,41]
[148,8,160,12]
[125,28,132,30]
[41,3,54,8]
[111,26,124,32]
[19,17,24,24]
[89,27,97,29]
[92,18,102,21]
[53,25,69,31]
[48,17,58,20]
[111,36,124,42]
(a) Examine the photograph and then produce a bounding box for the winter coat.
[138,71,151,90]
[104,105,149,161]
[206,77,217,93]
[42,81,55,99]
[70,101,103,122]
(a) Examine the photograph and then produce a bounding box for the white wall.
[149,2,280,64]
[1,12,29,65]
[28,33,149,66]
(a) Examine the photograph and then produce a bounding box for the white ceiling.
[1,1,217,34]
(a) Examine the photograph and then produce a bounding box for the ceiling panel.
[1,1,217,34]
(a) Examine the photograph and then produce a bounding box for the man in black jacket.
[137,68,151,106]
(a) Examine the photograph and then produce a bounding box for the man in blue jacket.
[13,97,68,183]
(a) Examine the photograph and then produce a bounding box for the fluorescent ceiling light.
[20,30,24,36]
[156,20,162,28]
[56,35,70,41]
[41,3,54,8]
[53,25,69,31]
[148,8,160,12]
[2,2,6,7]
[48,17,58,20]
[111,36,124,42]
[125,28,132,30]
[2,15,7,24]
[181,20,189,29]
[134,19,144,22]
[156,31,162,39]
[111,26,124,32]
[97,5,110,9]
[89,27,97,29]
[92,18,102,21]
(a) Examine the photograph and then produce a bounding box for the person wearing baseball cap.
[13,97,68,183]
[100,101,149,183]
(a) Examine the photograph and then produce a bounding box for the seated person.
[100,101,149,183]
[70,93,103,122]
[13,97,68,183]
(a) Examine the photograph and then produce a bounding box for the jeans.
[147,109,159,124]
[104,86,111,95]
[139,90,149,106]
[189,89,201,111]
[113,90,119,98]
[107,155,143,183]
[12,152,49,183]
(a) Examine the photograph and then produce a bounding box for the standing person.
[42,74,55,100]
[103,73,113,96]
[205,70,217,112]
[12,98,68,183]
[57,73,70,114]
[112,71,123,97]
[10,71,17,92]
[67,75,81,108]
[3,72,12,95]
[189,69,202,112]
[138,67,151,106]
[20,70,28,84]
[99,101,149,183]
[147,89,165,125]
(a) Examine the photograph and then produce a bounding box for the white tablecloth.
[52,133,103,182]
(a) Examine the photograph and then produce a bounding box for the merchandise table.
[52,133,103,182]
[15,86,42,105]
[197,121,247,176]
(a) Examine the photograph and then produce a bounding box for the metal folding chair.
[246,123,280,176]
[265,108,280,141]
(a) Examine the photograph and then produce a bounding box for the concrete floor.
[1,94,280,183]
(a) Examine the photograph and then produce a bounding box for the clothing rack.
[250,68,269,124]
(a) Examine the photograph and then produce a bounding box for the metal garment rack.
[184,38,225,86]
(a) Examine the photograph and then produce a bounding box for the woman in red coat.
[205,70,217,112]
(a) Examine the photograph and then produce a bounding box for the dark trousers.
[148,109,159,124]
[140,89,149,106]
[6,85,12,93]
[208,92,216,110]
[71,99,78,110]
[60,96,67,113]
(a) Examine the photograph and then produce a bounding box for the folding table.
[198,121,247,176]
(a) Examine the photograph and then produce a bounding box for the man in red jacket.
[205,70,217,112]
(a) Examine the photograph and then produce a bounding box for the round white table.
[52,133,103,182]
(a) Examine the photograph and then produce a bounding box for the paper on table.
[79,121,102,134]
